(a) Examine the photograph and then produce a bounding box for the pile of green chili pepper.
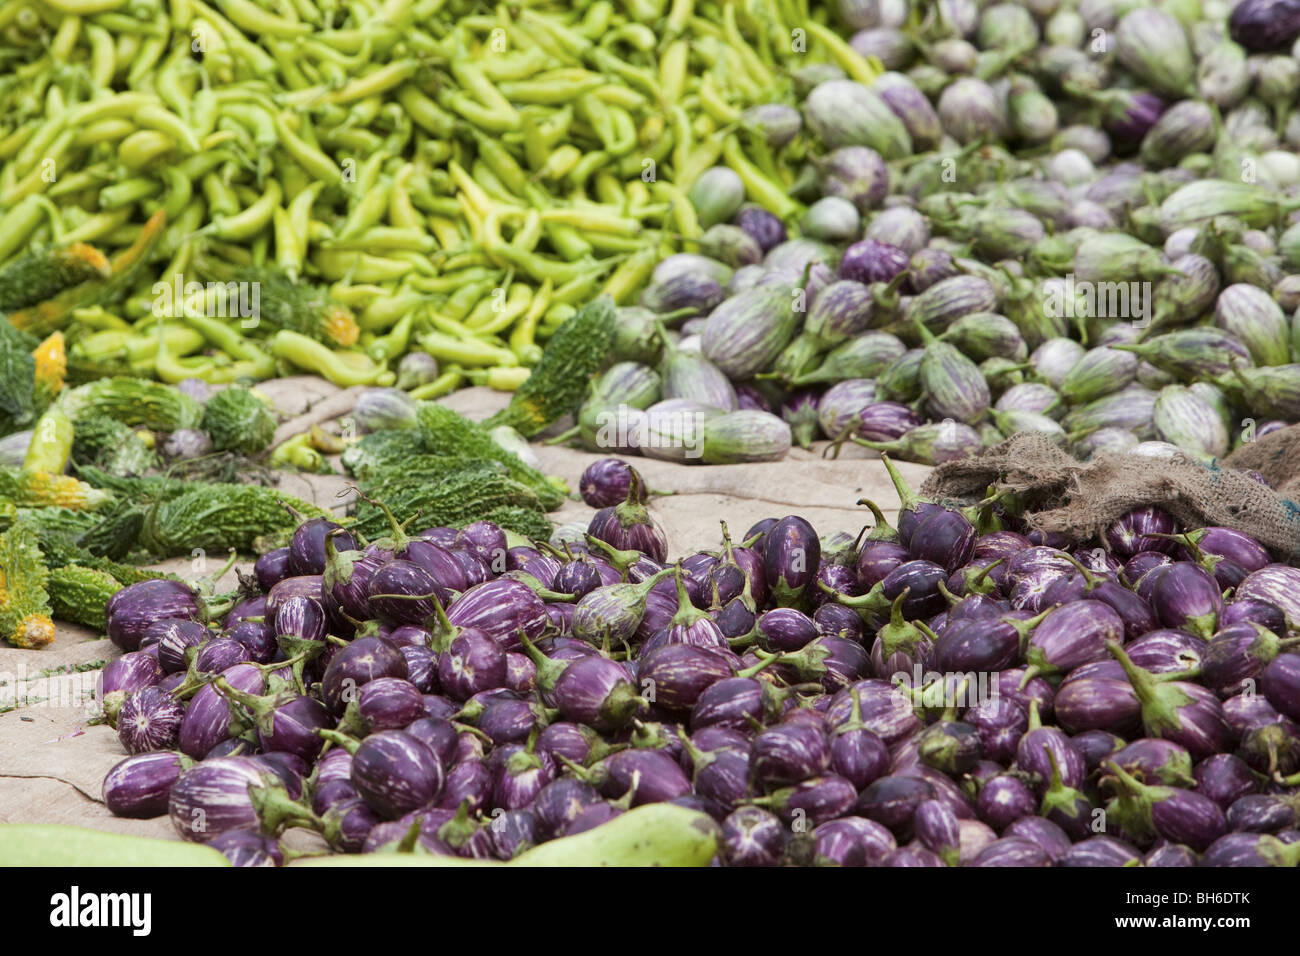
[0,0,875,390]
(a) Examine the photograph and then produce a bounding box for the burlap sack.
[921,432,1300,560]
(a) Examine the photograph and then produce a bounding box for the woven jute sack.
[920,430,1300,561]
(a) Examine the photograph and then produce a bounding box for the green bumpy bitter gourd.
[483,296,617,437]
[0,518,54,648]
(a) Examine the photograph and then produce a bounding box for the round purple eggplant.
[254,548,292,593]
[104,751,190,818]
[208,828,284,867]
[446,579,551,650]
[1058,835,1143,867]
[580,458,648,508]
[1194,753,1258,810]
[719,805,787,867]
[351,730,445,819]
[750,721,831,786]
[1103,506,1178,557]
[117,687,185,754]
[106,580,203,652]
[168,757,303,842]
[1262,653,1300,721]
[178,663,264,759]
[1148,562,1223,639]
[764,515,821,607]
[321,636,408,715]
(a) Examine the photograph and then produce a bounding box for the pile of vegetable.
[93,453,1300,866]
[0,0,879,392]
[552,0,1300,466]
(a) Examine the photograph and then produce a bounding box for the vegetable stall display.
[91,454,1300,866]
[542,0,1300,466]
[0,0,878,393]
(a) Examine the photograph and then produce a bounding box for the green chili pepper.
[408,366,463,399]
[722,134,801,220]
[271,330,396,386]
[417,329,518,367]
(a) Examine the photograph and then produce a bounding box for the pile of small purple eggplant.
[98,453,1300,867]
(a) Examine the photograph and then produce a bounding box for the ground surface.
[0,378,928,842]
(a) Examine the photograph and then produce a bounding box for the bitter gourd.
[351,469,544,540]
[0,320,37,435]
[416,403,566,510]
[0,243,112,313]
[69,415,156,476]
[48,564,121,630]
[340,429,425,478]
[482,296,617,437]
[59,376,203,431]
[193,257,359,347]
[479,505,554,542]
[200,386,276,454]
[0,518,54,648]
[0,468,113,510]
[139,483,332,557]
[32,331,66,406]
[7,210,165,338]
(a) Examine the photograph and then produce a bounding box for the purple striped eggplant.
[1194,753,1259,810]
[1201,832,1300,867]
[321,636,409,715]
[1058,835,1143,867]
[1055,673,1141,734]
[1024,600,1125,679]
[168,757,311,842]
[1103,506,1179,557]
[437,629,507,702]
[107,580,204,652]
[192,638,250,675]
[976,775,1038,831]
[1262,653,1300,721]
[1005,817,1073,863]
[117,687,185,755]
[1148,561,1223,639]
[749,721,830,786]
[289,518,356,576]
[145,620,207,677]
[914,799,961,866]
[1236,565,1300,629]
[964,697,1030,764]
[1109,641,1231,760]
[971,837,1053,867]
[1227,794,1295,833]
[1221,598,1288,634]
[348,729,445,819]
[829,690,891,789]
[104,752,191,819]
[752,774,858,827]
[1203,624,1298,698]
[882,844,947,866]
[856,774,935,839]
[720,806,788,867]
[587,487,670,565]
[1015,703,1086,794]
[445,579,551,650]
[178,663,264,759]
[917,720,983,776]
[579,458,648,508]
[638,643,736,712]
[97,650,166,723]
[1143,843,1198,867]
[1103,760,1226,851]
[764,515,822,607]
[570,568,674,647]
